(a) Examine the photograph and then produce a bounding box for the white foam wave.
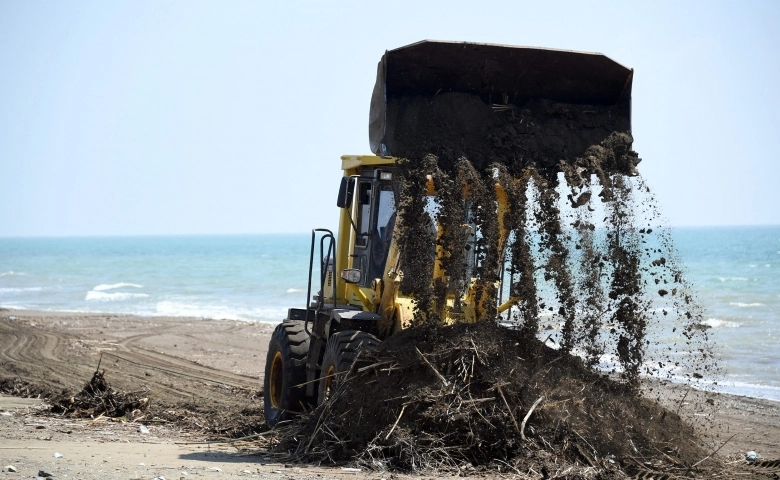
[701,318,740,329]
[0,303,25,310]
[93,283,143,291]
[286,288,304,294]
[85,291,149,301]
[0,287,42,293]
[0,271,24,277]
[154,301,245,321]
[729,302,764,308]
[700,380,780,402]
[718,276,748,282]
[152,301,287,323]
[249,307,289,322]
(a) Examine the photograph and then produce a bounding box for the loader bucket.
[369,40,633,159]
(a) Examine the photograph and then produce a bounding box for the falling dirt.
[390,92,713,390]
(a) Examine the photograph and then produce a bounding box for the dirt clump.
[273,322,708,476]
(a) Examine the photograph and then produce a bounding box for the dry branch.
[415,346,449,387]
[520,396,544,441]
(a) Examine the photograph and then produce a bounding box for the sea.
[1,227,778,401]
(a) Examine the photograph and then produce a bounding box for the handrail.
[304,228,336,338]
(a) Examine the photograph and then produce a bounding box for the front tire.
[317,330,381,405]
[264,321,310,427]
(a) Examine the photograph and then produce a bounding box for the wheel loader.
[264,40,634,426]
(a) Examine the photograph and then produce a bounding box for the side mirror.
[336,177,355,209]
[340,268,361,284]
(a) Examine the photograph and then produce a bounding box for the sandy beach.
[1,308,778,479]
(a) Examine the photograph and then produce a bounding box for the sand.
[1,308,779,479]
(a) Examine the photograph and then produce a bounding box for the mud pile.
[274,322,710,476]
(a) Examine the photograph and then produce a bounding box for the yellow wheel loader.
[264,40,634,426]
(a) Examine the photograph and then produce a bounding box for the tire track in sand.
[0,317,260,412]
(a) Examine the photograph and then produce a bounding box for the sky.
[1,0,778,236]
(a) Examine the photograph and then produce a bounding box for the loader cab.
[339,168,396,290]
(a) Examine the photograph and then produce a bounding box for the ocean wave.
[286,288,304,294]
[701,318,740,329]
[0,287,43,293]
[85,291,149,301]
[154,301,246,321]
[0,271,24,277]
[249,307,289,322]
[718,276,748,282]
[698,379,780,402]
[0,303,25,310]
[729,302,764,308]
[152,301,288,323]
[93,283,143,291]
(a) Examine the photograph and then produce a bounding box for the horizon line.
[1,223,779,240]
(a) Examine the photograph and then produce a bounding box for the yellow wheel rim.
[322,364,335,402]
[269,351,283,409]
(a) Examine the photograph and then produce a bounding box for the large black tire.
[317,330,381,405]
[263,320,310,427]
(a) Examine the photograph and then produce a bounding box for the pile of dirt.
[48,369,150,418]
[273,322,710,476]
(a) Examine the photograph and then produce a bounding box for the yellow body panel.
[332,155,396,310]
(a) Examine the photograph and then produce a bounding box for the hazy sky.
[1,1,778,236]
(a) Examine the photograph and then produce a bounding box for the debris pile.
[49,370,149,418]
[273,322,709,475]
